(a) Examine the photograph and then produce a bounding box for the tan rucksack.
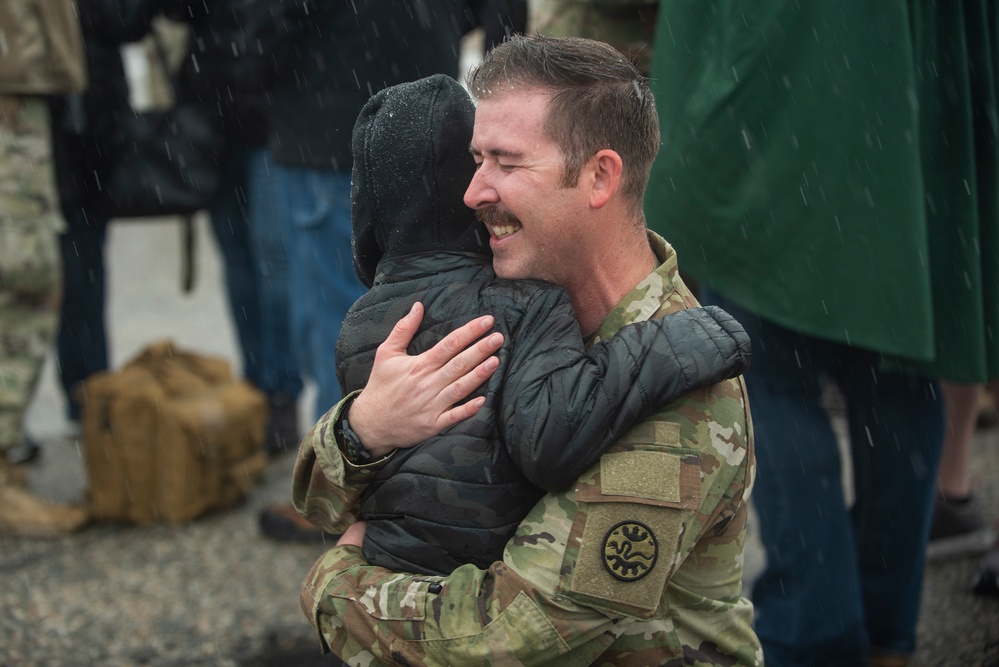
[82,341,268,524]
[0,0,87,94]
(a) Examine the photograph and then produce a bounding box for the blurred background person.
[163,0,304,456]
[645,1,997,664]
[47,0,156,427]
[51,0,303,457]
[0,0,90,535]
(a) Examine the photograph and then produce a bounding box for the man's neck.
[570,231,658,335]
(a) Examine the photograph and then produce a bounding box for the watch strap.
[338,413,373,464]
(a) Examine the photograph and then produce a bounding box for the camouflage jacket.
[293,232,763,666]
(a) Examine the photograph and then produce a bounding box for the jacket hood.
[351,74,489,288]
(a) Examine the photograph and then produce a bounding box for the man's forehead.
[474,85,552,109]
[470,89,551,145]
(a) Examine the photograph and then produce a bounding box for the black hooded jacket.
[338,75,752,576]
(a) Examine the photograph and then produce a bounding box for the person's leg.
[702,290,868,666]
[272,164,313,384]
[926,381,994,558]
[258,162,355,540]
[0,292,86,535]
[937,382,982,498]
[57,208,108,421]
[973,380,999,597]
[0,96,86,535]
[278,164,364,421]
[844,365,944,661]
[244,149,303,452]
[304,169,365,419]
[207,149,264,390]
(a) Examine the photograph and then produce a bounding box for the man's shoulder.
[605,375,753,515]
[632,376,750,455]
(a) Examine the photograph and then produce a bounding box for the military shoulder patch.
[568,501,681,617]
[602,520,658,581]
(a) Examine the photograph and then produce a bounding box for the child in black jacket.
[337,74,751,576]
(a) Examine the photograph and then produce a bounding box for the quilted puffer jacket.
[338,74,751,576]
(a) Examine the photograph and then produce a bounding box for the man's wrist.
[336,394,395,464]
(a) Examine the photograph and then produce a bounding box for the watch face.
[340,420,369,462]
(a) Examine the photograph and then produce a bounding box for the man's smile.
[488,222,520,239]
[477,207,522,240]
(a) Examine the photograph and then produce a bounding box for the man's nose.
[464,167,497,210]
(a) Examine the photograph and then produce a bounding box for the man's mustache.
[476,206,520,228]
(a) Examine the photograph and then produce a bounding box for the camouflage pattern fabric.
[293,231,762,666]
[530,0,659,74]
[0,97,62,450]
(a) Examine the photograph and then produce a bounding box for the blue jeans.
[57,208,108,420]
[273,164,365,420]
[703,291,944,666]
[209,148,302,400]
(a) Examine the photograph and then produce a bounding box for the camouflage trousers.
[0,96,63,451]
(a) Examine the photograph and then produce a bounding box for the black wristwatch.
[337,402,374,464]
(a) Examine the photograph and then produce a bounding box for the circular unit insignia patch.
[602,520,659,582]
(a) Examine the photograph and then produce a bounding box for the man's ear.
[587,149,623,209]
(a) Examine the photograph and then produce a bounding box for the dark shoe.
[67,380,86,422]
[6,437,41,465]
[265,394,300,458]
[927,493,996,561]
[972,535,999,597]
[259,503,337,543]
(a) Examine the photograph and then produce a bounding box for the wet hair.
[466,34,660,220]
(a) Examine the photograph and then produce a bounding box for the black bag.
[94,29,223,220]
[97,103,222,218]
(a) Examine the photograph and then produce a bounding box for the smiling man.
[294,35,762,666]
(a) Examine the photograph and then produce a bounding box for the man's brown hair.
[466,34,660,221]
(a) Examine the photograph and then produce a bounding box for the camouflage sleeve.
[300,543,619,666]
[291,391,394,535]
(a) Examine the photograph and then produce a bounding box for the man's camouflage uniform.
[293,231,763,666]
[530,0,659,74]
[0,97,63,453]
[0,0,88,537]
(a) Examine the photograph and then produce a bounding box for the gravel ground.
[2,444,338,667]
[2,218,997,666]
[912,420,999,667]
[4,424,997,666]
